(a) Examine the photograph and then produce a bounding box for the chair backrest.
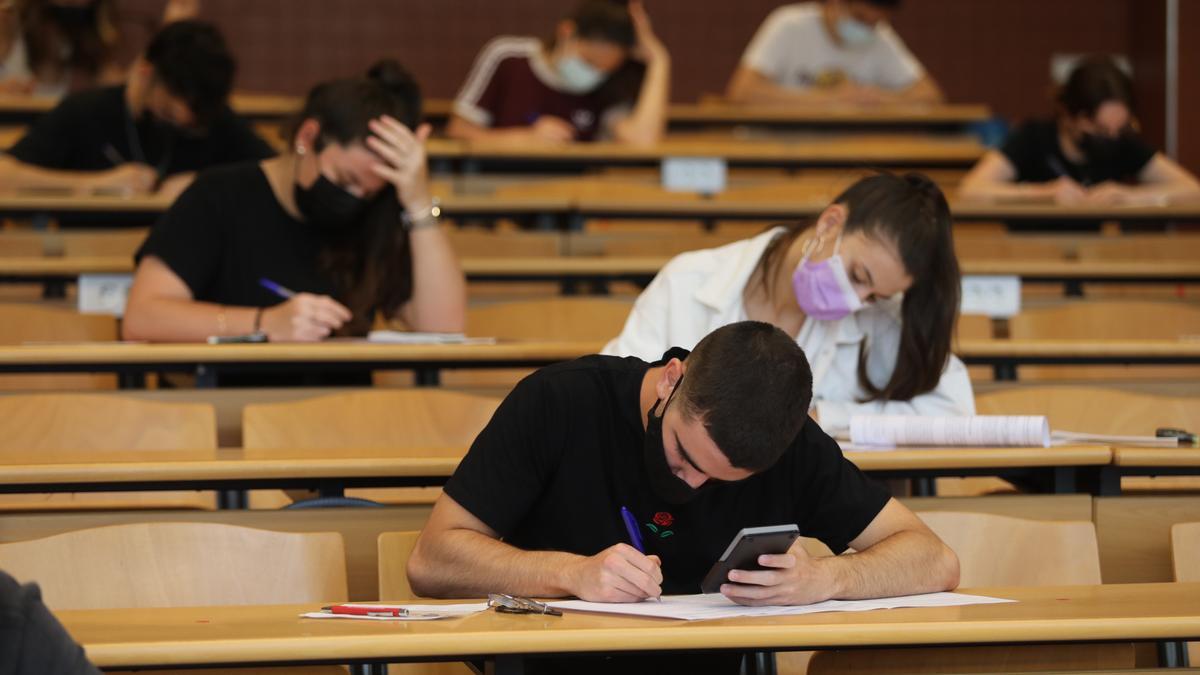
[975,386,1200,436]
[918,511,1101,586]
[243,389,499,449]
[1007,300,1200,340]
[447,229,562,258]
[466,298,633,341]
[0,303,120,390]
[0,394,216,455]
[0,522,347,609]
[1171,522,1200,583]
[378,531,421,601]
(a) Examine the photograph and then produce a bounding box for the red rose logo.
[652,512,674,527]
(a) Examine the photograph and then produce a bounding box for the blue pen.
[620,506,645,553]
[259,278,296,300]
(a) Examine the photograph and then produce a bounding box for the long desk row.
[56,583,1200,673]
[0,340,1198,383]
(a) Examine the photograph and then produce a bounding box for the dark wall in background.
[117,0,1193,171]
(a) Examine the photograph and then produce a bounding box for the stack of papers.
[549,591,1013,621]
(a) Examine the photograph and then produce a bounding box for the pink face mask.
[791,233,864,321]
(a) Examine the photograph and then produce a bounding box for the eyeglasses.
[487,593,563,616]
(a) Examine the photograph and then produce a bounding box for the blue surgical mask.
[557,55,606,94]
[836,17,877,49]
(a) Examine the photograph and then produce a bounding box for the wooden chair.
[378,531,472,675]
[0,302,118,390]
[0,521,347,675]
[1005,300,1200,380]
[1171,522,1200,665]
[0,393,217,510]
[804,512,1129,675]
[243,389,500,507]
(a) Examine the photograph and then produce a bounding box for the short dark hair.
[834,0,902,8]
[143,20,234,126]
[1058,56,1134,118]
[568,0,636,47]
[677,321,814,472]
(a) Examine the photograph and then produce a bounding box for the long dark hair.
[751,172,960,402]
[19,0,118,86]
[288,59,422,334]
[1057,56,1134,119]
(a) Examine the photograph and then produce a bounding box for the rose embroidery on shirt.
[645,511,674,538]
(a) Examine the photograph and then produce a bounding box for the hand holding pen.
[256,278,352,343]
[558,506,663,603]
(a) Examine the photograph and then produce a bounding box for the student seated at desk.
[959,56,1200,206]
[447,0,669,145]
[0,570,100,675]
[409,321,959,675]
[604,173,973,436]
[725,0,942,105]
[122,60,465,344]
[0,20,273,199]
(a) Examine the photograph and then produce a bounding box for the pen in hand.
[621,506,662,601]
[259,278,296,300]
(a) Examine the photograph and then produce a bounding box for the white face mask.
[836,17,877,49]
[557,54,606,94]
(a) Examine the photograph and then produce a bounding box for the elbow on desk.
[939,542,961,591]
[405,540,441,598]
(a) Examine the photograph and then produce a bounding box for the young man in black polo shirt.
[0,20,273,200]
[409,322,958,665]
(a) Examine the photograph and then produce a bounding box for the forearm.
[409,528,582,598]
[400,224,467,332]
[122,296,257,342]
[874,78,944,104]
[613,55,671,145]
[728,75,839,105]
[957,178,1055,201]
[446,118,544,146]
[0,156,98,193]
[821,530,958,600]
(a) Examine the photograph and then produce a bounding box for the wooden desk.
[57,583,1200,671]
[665,102,992,129]
[956,339,1200,381]
[0,444,1111,503]
[426,134,987,172]
[1103,445,1200,495]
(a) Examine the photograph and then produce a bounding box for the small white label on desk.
[78,274,132,316]
[661,157,727,194]
[960,275,1021,318]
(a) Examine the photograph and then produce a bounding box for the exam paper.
[548,592,1013,622]
[365,331,497,345]
[849,415,1050,448]
[300,602,488,621]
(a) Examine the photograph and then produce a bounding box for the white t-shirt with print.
[740,2,925,91]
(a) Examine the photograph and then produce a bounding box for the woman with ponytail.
[124,60,466,346]
[604,172,973,434]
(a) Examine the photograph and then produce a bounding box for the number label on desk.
[960,275,1021,318]
[78,274,133,316]
[661,157,727,194]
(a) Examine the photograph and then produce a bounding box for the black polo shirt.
[444,351,890,596]
[1000,118,1156,187]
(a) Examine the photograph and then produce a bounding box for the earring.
[295,145,306,156]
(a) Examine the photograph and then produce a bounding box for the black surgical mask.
[643,376,703,505]
[294,174,369,232]
[1078,132,1122,166]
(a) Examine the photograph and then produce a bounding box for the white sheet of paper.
[849,415,1050,448]
[549,592,1013,622]
[1051,430,1179,447]
[300,602,488,621]
[365,331,496,345]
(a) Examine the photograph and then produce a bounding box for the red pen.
[321,604,409,618]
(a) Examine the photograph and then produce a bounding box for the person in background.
[122,60,465,347]
[959,56,1200,206]
[604,173,972,436]
[447,0,669,145]
[0,19,273,199]
[726,0,941,105]
[0,0,200,96]
[0,570,101,675]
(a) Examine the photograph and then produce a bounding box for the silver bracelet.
[400,198,441,231]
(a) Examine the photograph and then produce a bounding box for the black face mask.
[294,174,369,232]
[1078,132,1122,166]
[643,376,704,505]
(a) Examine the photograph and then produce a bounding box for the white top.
[740,3,925,91]
[602,227,976,435]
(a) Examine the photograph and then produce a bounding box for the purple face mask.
[791,233,864,321]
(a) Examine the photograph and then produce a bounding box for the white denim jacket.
[602,227,976,435]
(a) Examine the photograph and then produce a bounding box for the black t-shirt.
[443,351,891,596]
[8,85,275,175]
[0,572,101,675]
[1000,118,1156,187]
[136,162,344,311]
